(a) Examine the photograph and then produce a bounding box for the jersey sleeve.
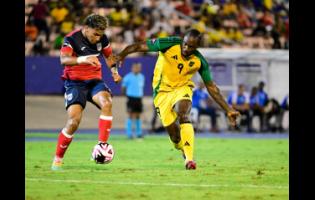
[194,50,213,83]
[101,35,112,57]
[146,37,182,52]
[60,37,73,54]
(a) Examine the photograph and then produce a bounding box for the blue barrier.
[25,56,157,96]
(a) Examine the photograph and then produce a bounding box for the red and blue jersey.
[60,29,113,81]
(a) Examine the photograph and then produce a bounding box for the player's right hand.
[227,110,241,127]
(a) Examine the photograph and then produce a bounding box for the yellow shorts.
[153,86,193,127]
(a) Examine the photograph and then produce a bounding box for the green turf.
[26,134,288,200]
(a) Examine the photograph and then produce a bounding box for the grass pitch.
[26,133,288,200]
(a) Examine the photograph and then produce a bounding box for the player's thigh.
[90,81,113,109]
[153,92,177,127]
[172,86,193,115]
[92,90,112,109]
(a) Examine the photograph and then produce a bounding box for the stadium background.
[25,1,289,199]
[25,0,289,131]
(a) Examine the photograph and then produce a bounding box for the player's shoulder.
[156,36,182,44]
[65,29,81,38]
[149,36,182,45]
[101,33,109,42]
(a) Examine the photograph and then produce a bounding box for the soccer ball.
[91,143,114,164]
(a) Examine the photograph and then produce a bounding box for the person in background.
[228,84,252,132]
[122,62,145,139]
[192,82,220,133]
[279,94,289,132]
[257,81,269,131]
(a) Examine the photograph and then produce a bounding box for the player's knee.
[100,99,112,111]
[177,113,191,124]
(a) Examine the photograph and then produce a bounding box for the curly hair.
[83,14,109,30]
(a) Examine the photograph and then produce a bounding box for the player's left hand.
[112,73,122,83]
[112,55,124,67]
[227,110,241,127]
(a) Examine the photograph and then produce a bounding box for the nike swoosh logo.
[81,46,86,51]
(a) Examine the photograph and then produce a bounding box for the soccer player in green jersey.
[115,29,240,169]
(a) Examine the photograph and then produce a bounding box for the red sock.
[99,115,113,143]
[55,129,73,159]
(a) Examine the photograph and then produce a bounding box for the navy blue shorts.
[64,79,112,110]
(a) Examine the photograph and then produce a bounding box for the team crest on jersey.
[97,43,102,51]
[189,61,195,67]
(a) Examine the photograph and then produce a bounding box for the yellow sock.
[169,137,183,150]
[180,123,194,161]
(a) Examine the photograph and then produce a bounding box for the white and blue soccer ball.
[92,143,114,164]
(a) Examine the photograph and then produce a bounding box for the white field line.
[26,178,288,190]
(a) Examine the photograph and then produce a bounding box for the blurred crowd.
[25,0,289,56]
[190,81,289,133]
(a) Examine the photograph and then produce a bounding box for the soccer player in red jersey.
[51,14,121,170]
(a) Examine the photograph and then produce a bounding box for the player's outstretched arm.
[115,41,149,62]
[205,81,240,127]
[60,52,100,66]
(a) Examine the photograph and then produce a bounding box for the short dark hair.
[83,14,109,30]
[184,29,202,40]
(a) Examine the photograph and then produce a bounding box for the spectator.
[60,14,75,35]
[148,15,173,37]
[228,84,252,132]
[109,5,129,26]
[50,2,69,25]
[257,81,269,109]
[175,0,193,16]
[237,5,252,28]
[192,82,220,133]
[222,0,239,19]
[30,0,50,42]
[25,19,38,41]
[122,62,145,139]
[279,94,289,132]
[264,97,282,132]
[32,34,49,55]
[249,86,261,132]
[25,0,289,55]
[257,81,269,131]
